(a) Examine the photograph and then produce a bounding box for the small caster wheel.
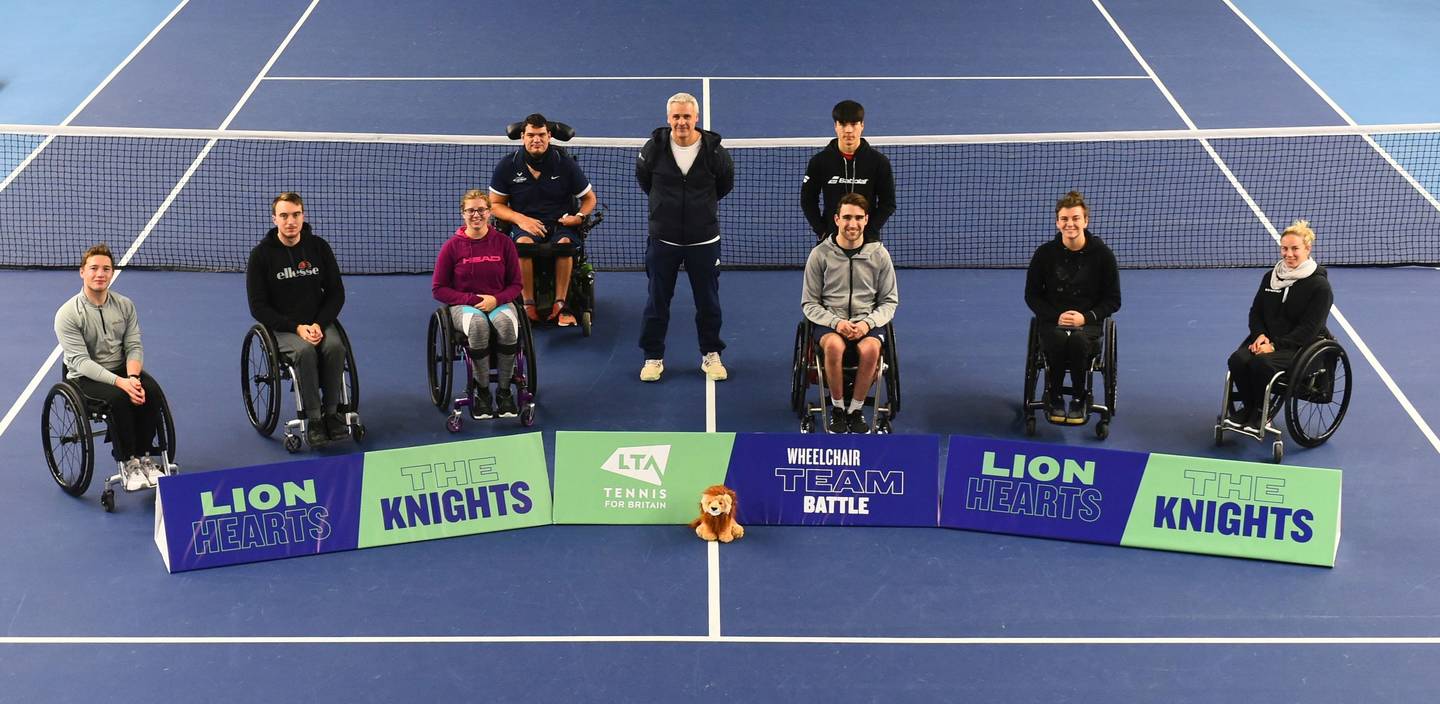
[351,424,366,442]
[101,489,115,513]
[1272,441,1284,464]
[800,415,816,434]
[1213,424,1225,446]
[519,405,536,427]
[445,414,463,433]
[581,311,592,337]
[283,434,302,453]
[1095,421,1109,440]
[1024,416,1037,436]
[876,417,893,434]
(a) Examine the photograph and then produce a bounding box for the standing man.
[55,243,167,490]
[246,192,350,449]
[801,100,896,243]
[489,113,597,327]
[635,92,735,382]
[802,194,899,433]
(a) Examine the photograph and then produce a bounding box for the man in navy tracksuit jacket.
[634,92,735,383]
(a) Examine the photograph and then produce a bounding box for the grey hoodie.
[801,236,899,330]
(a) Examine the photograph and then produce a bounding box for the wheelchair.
[789,319,901,433]
[426,303,538,431]
[503,119,602,337]
[1022,317,1118,439]
[40,367,177,512]
[1214,334,1351,463]
[240,321,365,453]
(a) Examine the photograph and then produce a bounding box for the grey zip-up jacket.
[801,236,899,330]
[54,290,143,384]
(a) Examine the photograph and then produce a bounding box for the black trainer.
[495,389,519,418]
[1046,395,1067,424]
[305,418,330,448]
[324,411,349,441]
[470,385,493,420]
[827,407,849,433]
[1225,405,1251,426]
[1066,398,1087,424]
[848,409,869,433]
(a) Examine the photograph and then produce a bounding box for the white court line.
[0,0,191,197]
[261,74,1151,82]
[702,77,711,132]
[707,541,721,638]
[0,1,321,444]
[3,635,1440,645]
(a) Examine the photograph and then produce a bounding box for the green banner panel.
[553,431,735,524]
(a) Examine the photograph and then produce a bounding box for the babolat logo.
[601,445,669,486]
[826,176,869,185]
[192,479,332,554]
[511,171,527,183]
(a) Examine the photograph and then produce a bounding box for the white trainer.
[122,458,147,491]
[140,456,166,487]
[640,359,664,382]
[701,352,728,381]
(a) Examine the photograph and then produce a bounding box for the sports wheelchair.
[503,119,602,336]
[789,319,901,434]
[1214,334,1351,463]
[240,321,365,453]
[40,367,177,512]
[426,303,538,431]
[1022,317,1118,439]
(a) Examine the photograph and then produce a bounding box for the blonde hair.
[1281,219,1315,246]
[460,189,489,208]
[667,92,699,114]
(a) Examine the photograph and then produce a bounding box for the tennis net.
[1,122,1437,272]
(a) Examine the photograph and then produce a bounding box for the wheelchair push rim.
[426,307,455,411]
[41,383,93,496]
[240,324,281,436]
[1285,340,1351,448]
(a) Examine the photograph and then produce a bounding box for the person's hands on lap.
[115,375,145,405]
[1058,310,1086,327]
[476,294,497,312]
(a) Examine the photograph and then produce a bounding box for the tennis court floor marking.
[261,75,1153,81]
[5,635,1440,645]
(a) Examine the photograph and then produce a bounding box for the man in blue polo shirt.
[489,113,597,327]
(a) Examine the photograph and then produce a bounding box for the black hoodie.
[1246,265,1332,350]
[635,127,734,245]
[245,223,345,333]
[1024,231,1121,325]
[801,137,896,241]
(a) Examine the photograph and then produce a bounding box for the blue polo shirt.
[488,147,592,223]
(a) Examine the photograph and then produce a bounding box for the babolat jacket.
[801,235,899,330]
[635,127,734,245]
[801,137,896,241]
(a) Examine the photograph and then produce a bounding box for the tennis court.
[2,1,1439,701]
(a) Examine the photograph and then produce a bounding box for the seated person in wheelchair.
[1225,219,1332,430]
[53,243,165,490]
[245,192,349,449]
[432,189,524,419]
[1024,190,1121,424]
[801,193,899,433]
[488,113,597,327]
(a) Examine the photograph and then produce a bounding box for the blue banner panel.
[727,433,941,527]
[155,454,365,572]
[940,435,1146,544]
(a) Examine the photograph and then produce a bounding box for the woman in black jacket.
[1226,219,1333,428]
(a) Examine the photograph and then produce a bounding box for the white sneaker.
[122,458,146,491]
[640,359,664,382]
[140,456,166,487]
[701,352,728,381]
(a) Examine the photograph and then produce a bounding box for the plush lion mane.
[690,484,744,542]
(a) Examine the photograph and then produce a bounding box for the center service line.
[704,374,721,637]
[5,636,1440,646]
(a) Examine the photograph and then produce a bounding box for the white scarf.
[1270,257,1316,291]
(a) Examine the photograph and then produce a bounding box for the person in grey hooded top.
[801,193,899,433]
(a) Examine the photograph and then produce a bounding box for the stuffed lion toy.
[690,485,744,543]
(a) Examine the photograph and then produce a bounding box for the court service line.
[4,635,1440,646]
[260,75,1151,82]
[1096,0,1440,457]
[0,2,321,444]
[0,0,191,197]
[1222,0,1440,216]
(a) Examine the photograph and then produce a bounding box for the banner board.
[155,434,551,572]
[940,435,1342,566]
[552,432,735,524]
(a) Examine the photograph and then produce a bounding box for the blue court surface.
[2,1,1440,701]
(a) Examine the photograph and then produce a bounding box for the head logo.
[601,445,671,486]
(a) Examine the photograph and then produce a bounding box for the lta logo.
[601,445,670,486]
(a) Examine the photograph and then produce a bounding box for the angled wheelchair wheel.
[152,382,177,462]
[1023,318,1041,410]
[240,324,281,436]
[790,322,809,416]
[516,307,538,398]
[427,307,455,411]
[333,320,360,414]
[1102,318,1118,416]
[882,323,901,418]
[1285,340,1351,448]
[41,382,93,496]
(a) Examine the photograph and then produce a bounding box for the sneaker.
[306,419,330,449]
[827,408,849,434]
[640,359,664,382]
[324,412,349,441]
[1243,407,1264,432]
[847,409,869,434]
[495,389,518,418]
[1225,405,1251,427]
[122,458,147,491]
[140,456,165,487]
[1066,398,1087,424]
[470,385,494,420]
[701,352,728,381]
[1046,396,1067,424]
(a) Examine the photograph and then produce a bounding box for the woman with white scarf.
[1225,220,1333,429]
